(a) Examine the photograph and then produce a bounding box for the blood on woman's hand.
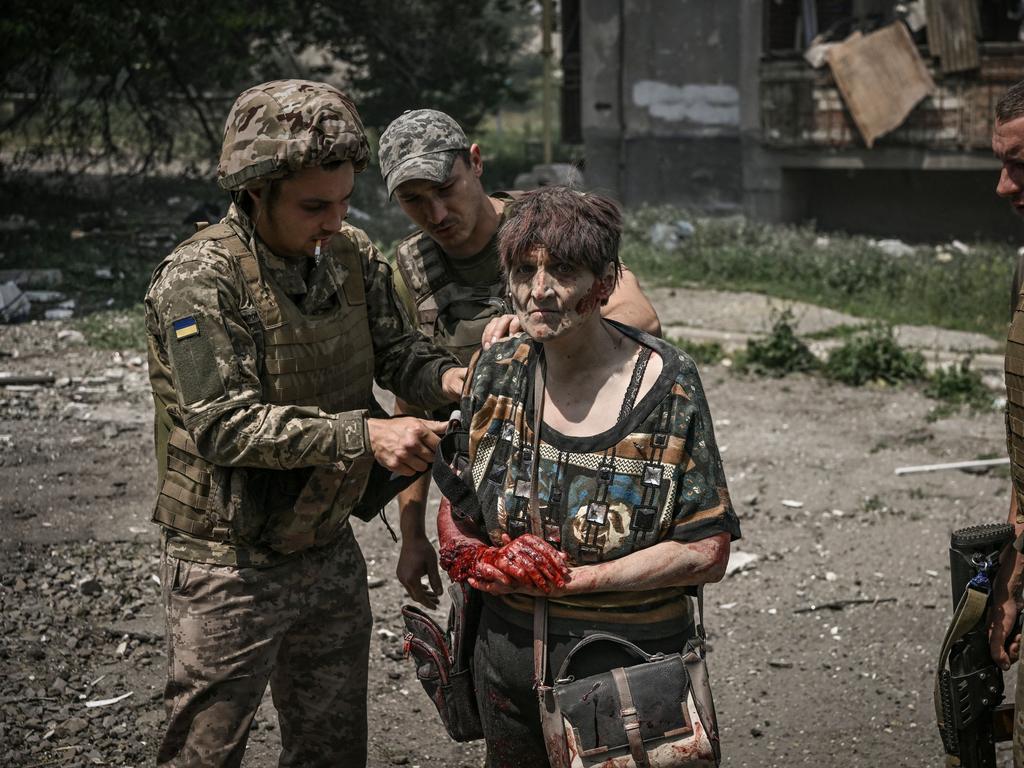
[439,532,569,593]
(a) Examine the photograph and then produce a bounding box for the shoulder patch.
[173,316,200,340]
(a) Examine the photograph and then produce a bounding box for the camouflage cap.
[378,109,469,197]
[217,80,370,191]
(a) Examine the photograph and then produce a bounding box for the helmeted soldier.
[144,80,464,767]
[375,108,662,609]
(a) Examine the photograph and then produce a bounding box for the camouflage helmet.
[217,79,370,191]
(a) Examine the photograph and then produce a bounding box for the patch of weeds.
[668,337,725,366]
[863,495,885,513]
[77,306,146,350]
[822,324,925,386]
[804,323,865,341]
[924,357,993,411]
[738,309,817,377]
[908,487,926,500]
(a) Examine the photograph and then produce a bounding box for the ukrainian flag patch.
[173,316,200,340]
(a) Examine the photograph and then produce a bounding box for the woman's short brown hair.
[498,186,622,286]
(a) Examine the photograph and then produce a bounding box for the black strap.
[618,346,653,423]
[431,429,482,521]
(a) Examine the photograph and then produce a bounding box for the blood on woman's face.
[508,247,613,342]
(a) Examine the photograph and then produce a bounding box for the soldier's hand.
[397,534,443,610]
[367,417,447,476]
[482,313,522,351]
[440,366,467,401]
[988,595,1020,670]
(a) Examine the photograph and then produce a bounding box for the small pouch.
[401,583,484,742]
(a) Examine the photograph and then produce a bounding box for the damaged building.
[562,0,1024,240]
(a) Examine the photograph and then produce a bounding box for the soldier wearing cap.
[144,81,464,767]
[376,109,661,608]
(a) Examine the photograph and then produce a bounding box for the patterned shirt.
[460,323,740,619]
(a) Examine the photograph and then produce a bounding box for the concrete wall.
[579,0,743,210]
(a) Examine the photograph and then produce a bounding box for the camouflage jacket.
[145,203,458,564]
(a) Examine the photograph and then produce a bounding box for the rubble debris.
[781,499,804,508]
[0,268,63,288]
[0,281,30,323]
[793,597,896,614]
[57,329,86,345]
[894,457,1009,476]
[23,290,65,303]
[725,551,759,576]
[77,578,103,596]
[44,299,76,321]
[0,373,56,386]
[84,691,134,709]
[648,220,695,252]
[873,239,914,258]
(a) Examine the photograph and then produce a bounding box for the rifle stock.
[936,522,1015,768]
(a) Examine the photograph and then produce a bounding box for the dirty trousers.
[157,525,372,768]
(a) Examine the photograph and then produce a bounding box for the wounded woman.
[437,186,741,767]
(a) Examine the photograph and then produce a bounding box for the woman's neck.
[541,314,626,384]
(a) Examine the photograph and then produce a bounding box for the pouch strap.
[612,667,651,768]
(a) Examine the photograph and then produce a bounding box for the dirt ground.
[0,289,1017,767]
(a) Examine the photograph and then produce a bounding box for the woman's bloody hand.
[439,533,569,592]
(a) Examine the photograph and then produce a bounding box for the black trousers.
[472,597,694,768]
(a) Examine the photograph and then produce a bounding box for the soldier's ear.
[469,144,484,177]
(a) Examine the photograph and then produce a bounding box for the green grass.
[924,357,994,411]
[77,306,147,351]
[666,337,726,366]
[622,206,1016,340]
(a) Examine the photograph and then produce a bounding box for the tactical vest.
[149,222,376,558]
[394,191,520,365]
[1007,289,1024,524]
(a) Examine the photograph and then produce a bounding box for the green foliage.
[1,0,533,174]
[621,207,1015,340]
[668,338,725,367]
[822,324,926,386]
[78,307,146,351]
[738,309,817,377]
[924,357,994,411]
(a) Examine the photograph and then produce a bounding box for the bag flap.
[553,655,690,753]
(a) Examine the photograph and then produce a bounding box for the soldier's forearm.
[187,404,369,470]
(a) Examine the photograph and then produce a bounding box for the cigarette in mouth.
[314,239,322,259]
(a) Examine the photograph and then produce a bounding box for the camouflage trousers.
[157,524,372,767]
